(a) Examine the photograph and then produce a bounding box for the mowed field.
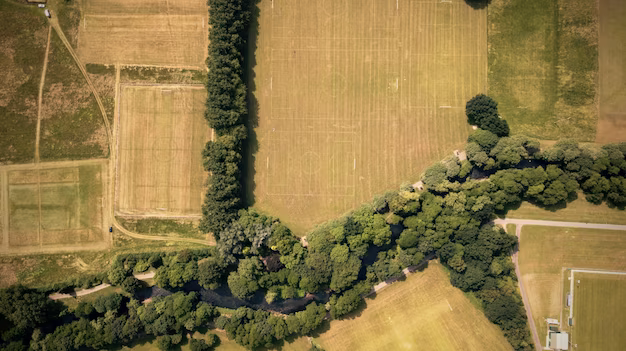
[116,85,210,218]
[488,0,598,141]
[571,273,626,350]
[518,226,626,343]
[0,160,108,255]
[596,0,626,143]
[76,0,208,68]
[316,262,511,351]
[253,0,486,234]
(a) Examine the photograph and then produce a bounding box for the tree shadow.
[242,0,261,208]
[464,0,491,10]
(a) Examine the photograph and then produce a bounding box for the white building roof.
[550,332,568,350]
[546,318,559,325]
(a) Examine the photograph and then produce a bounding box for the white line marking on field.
[446,299,453,311]
[272,0,274,9]
[353,158,356,170]
[266,157,269,169]
[396,0,398,10]
[270,77,273,90]
[439,106,452,108]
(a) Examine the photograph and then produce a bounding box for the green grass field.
[40,31,108,161]
[506,193,626,225]
[571,273,626,350]
[316,262,511,351]
[518,226,626,344]
[116,217,210,242]
[0,0,48,164]
[252,0,487,235]
[488,0,598,141]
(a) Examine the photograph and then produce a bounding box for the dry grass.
[506,193,626,225]
[1,161,108,254]
[252,0,486,235]
[76,0,208,68]
[518,226,626,343]
[116,85,210,217]
[316,262,511,351]
[596,0,626,143]
[570,273,626,350]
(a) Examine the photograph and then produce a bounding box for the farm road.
[35,25,52,163]
[494,218,626,351]
[49,271,155,300]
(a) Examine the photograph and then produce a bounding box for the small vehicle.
[109,227,113,233]
[44,9,51,18]
[38,4,45,8]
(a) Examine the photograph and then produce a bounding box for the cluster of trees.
[201,0,254,235]
[215,303,326,349]
[0,286,220,351]
[466,94,510,137]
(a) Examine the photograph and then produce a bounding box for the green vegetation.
[466,94,510,137]
[117,218,207,241]
[121,66,207,85]
[85,63,116,125]
[53,0,81,48]
[201,0,252,235]
[0,1,48,163]
[40,31,108,160]
[488,0,598,141]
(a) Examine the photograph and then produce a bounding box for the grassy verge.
[0,1,48,163]
[316,262,511,351]
[86,63,116,125]
[117,217,209,241]
[505,192,626,225]
[120,66,207,85]
[488,0,598,141]
[40,30,108,161]
[51,0,81,48]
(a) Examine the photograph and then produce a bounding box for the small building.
[548,331,569,350]
[412,181,424,191]
[566,293,572,307]
[546,318,559,325]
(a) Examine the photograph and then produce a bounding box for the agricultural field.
[75,0,209,68]
[518,226,626,343]
[116,217,210,242]
[316,262,511,350]
[506,193,626,225]
[40,31,108,161]
[116,85,210,218]
[596,0,626,143]
[488,0,598,141]
[252,0,487,234]
[569,272,626,350]
[0,1,48,164]
[0,160,109,256]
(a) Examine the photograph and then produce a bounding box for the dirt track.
[49,271,155,300]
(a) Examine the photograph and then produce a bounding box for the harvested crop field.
[317,262,511,351]
[518,226,626,343]
[76,0,208,68]
[116,85,210,218]
[596,0,626,143]
[252,0,486,234]
[570,272,626,350]
[0,160,109,254]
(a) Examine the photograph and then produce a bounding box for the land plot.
[488,0,598,141]
[76,0,208,68]
[571,273,626,350]
[518,226,626,343]
[596,0,626,143]
[1,161,108,254]
[317,262,511,351]
[116,85,210,217]
[40,31,108,161]
[253,0,486,234]
[0,1,48,164]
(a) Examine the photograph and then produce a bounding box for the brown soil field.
[76,0,208,68]
[252,0,487,235]
[0,160,109,255]
[116,85,210,218]
[596,0,626,143]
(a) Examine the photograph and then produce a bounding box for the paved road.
[49,271,155,300]
[493,218,626,351]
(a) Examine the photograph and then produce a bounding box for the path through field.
[49,271,155,300]
[494,218,626,351]
[35,25,52,163]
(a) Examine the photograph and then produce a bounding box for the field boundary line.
[1,171,8,250]
[120,83,205,89]
[35,25,52,163]
[568,268,626,321]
